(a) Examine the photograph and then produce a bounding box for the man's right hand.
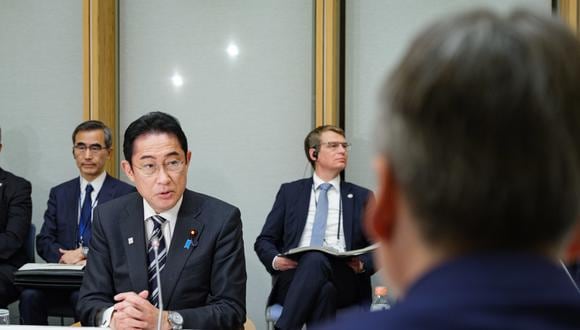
[274,256,298,271]
[112,290,167,330]
[59,247,85,264]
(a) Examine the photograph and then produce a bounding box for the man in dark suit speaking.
[255,125,375,329]
[78,112,246,329]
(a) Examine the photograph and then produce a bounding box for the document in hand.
[279,243,379,259]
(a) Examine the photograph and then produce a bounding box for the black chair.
[23,223,75,325]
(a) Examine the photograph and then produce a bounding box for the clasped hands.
[58,247,86,265]
[111,290,170,330]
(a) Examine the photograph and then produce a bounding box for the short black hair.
[72,120,112,149]
[123,111,188,164]
[379,9,580,252]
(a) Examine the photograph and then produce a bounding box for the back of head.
[380,9,580,253]
[123,111,188,164]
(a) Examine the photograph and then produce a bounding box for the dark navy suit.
[255,178,375,329]
[0,167,31,308]
[317,254,580,330]
[19,174,134,325]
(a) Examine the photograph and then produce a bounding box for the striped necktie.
[147,215,167,307]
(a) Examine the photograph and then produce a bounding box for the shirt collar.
[313,172,341,192]
[80,171,107,195]
[143,195,184,225]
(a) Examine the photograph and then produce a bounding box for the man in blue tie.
[255,125,376,330]
[19,120,134,325]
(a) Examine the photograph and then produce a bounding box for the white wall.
[345,0,551,191]
[118,1,314,328]
[0,0,82,249]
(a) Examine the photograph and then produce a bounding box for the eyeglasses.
[318,142,351,151]
[133,159,185,176]
[73,144,106,154]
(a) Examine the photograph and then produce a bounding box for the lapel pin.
[128,237,134,245]
[347,193,353,199]
[184,228,198,249]
[184,239,192,249]
[0,183,3,187]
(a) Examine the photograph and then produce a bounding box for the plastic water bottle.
[370,286,390,311]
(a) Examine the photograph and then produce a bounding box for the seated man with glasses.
[255,125,376,330]
[77,112,246,329]
[19,120,135,325]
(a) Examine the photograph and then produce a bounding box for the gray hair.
[72,120,112,148]
[378,9,580,252]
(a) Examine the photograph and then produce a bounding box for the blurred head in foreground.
[369,8,580,295]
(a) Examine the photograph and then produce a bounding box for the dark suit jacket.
[317,254,580,330]
[36,174,135,263]
[77,189,247,329]
[254,178,375,304]
[0,167,32,269]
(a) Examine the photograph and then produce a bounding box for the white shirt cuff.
[100,306,114,327]
[272,255,280,271]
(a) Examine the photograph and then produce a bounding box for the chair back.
[26,223,36,262]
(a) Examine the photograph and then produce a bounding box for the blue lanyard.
[78,192,98,246]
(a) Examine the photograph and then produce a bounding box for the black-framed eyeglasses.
[73,143,106,154]
[133,159,185,176]
[318,142,351,151]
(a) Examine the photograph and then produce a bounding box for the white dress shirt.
[143,196,183,249]
[272,173,346,270]
[78,171,107,224]
[298,173,346,251]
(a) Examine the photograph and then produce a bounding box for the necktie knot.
[85,184,94,194]
[319,183,332,192]
[150,215,167,229]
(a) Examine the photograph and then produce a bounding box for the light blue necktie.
[310,183,332,246]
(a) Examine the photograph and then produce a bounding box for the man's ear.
[309,148,317,162]
[121,160,136,183]
[366,157,399,242]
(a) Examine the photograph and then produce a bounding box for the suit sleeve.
[77,205,115,326]
[254,184,287,274]
[0,178,31,260]
[178,207,247,329]
[36,188,66,263]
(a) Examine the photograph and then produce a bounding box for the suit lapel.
[66,178,81,248]
[293,178,313,246]
[341,182,354,250]
[161,190,203,306]
[0,168,6,208]
[119,196,149,292]
[98,174,116,203]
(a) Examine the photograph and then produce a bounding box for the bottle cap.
[374,286,388,296]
